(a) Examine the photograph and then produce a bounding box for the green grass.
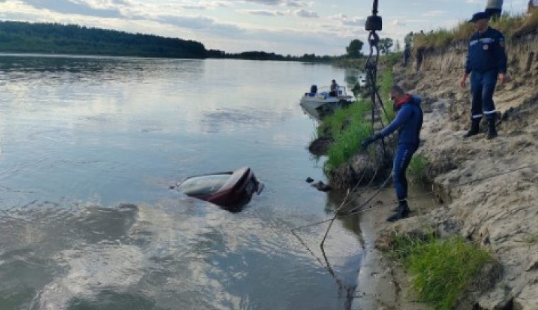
[408,154,429,181]
[320,101,373,170]
[414,10,538,50]
[379,67,395,124]
[318,58,397,171]
[325,114,371,169]
[388,233,494,310]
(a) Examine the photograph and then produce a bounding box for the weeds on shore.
[320,101,372,170]
[319,56,399,170]
[408,154,428,181]
[413,11,537,50]
[379,67,395,124]
[388,233,494,310]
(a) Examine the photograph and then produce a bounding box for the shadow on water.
[291,188,365,310]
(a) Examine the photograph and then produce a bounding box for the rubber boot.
[463,119,480,138]
[487,119,497,139]
[387,200,410,222]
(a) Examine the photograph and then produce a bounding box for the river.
[0,54,366,310]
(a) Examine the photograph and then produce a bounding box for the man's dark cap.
[469,12,489,23]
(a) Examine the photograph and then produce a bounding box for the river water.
[0,54,366,310]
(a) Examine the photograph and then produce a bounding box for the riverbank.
[350,185,434,310]
[395,31,538,308]
[317,19,538,309]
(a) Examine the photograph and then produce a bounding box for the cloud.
[327,14,366,26]
[154,14,245,39]
[284,0,308,7]
[239,0,307,7]
[422,10,447,17]
[181,4,207,10]
[341,17,365,26]
[392,19,405,26]
[239,9,287,16]
[178,1,231,10]
[11,0,124,18]
[328,13,348,20]
[294,9,318,18]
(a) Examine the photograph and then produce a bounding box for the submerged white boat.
[299,85,355,119]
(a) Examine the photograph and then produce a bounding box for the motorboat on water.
[299,85,355,119]
[175,166,264,211]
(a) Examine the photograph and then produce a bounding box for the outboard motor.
[310,85,318,95]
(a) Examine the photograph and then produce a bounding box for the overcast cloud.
[0,0,530,55]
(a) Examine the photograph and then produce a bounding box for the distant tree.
[379,38,394,55]
[0,20,207,58]
[404,32,414,48]
[394,39,401,52]
[346,39,364,58]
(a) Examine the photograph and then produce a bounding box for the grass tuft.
[388,233,494,310]
[321,101,372,170]
[408,154,429,181]
[413,11,538,50]
[379,67,395,124]
[316,52,399,171]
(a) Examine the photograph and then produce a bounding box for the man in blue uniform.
[459,11,508,139]
[361,85,423,222]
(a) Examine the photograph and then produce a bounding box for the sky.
[0,0,530,56]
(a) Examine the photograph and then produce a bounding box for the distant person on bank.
[403,45,411,67]
[361,85,423,222]
[485,0,503,20]
[459,12,508,140]
[529,0,538,13]
[329,79,339,97]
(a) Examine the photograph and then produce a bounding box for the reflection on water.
[0,54,364,310]
[0,200,363,310]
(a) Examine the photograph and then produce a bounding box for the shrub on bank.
[321,101,372,170]
[388,233,495,310]
[413,11,538,50]
[408,154,429,182]
[318,60,397,171]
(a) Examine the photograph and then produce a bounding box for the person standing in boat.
[361,85,423,222]
[329,79,339,97]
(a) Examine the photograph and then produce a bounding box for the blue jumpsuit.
[378,95,423,201]
[465,27,507,121]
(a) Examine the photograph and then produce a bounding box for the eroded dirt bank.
[350,34,538,309]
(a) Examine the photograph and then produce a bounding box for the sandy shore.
[348,185,435,310]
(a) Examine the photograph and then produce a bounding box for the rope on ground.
[320,188,351,247]
[291,163,538,232]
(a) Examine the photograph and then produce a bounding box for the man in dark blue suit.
[362,85,423,222]
[459,12,508,140]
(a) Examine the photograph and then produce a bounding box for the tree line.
[0,21,207,58]
[0,21,399,61]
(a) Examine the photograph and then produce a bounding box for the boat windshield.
[177,174,230,195]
